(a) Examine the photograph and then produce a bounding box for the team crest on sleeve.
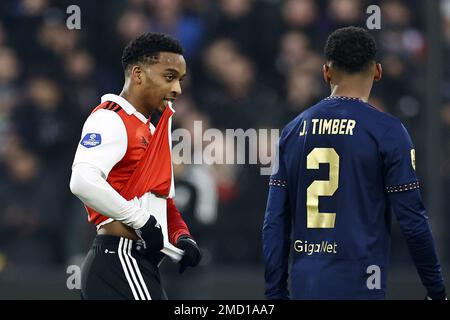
[81,133,102,148]
[411,149,416,171]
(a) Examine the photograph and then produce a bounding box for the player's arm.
[167,198,191,245]
[262,137,291,300]
[382,121,446,300]
[69,109,150,229]
[167,198,201,273]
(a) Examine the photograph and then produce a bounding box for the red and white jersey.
[72,94,189,244]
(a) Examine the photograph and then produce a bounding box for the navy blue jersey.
[263,96,445,300]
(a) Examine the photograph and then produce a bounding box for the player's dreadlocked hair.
[121,32,184,71]
[324,26,377,73]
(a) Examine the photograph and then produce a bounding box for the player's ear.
[374,63,382,82]
[323,64,331,83]
[131,65,142,85]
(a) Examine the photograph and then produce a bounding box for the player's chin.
[154,100,166,112]
[156,104,165,112]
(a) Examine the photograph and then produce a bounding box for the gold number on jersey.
[306,148,339,228]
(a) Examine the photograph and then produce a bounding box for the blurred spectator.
[117,10,150,46]
[274,30,323,95]
[0,146,62,267]
[0,22,7,46]
[276,31,312,76]
[148,0,204,59]
[281,68,324,124]
[199,38,279,129]
[0,46,22,159]
[205,0,255,54]
[327,0,364,28]
[280,0,329,53]
[205,0,279,72]
[63,49,109,116]
[373,53,409,114]
[12,75,77,165]
[379,0,426,61]
[282,0,319,31]
[0,46,21,86]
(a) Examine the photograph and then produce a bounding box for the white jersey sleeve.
[70,163,150,229]
[70,109,150,229]
[72,109,127,177]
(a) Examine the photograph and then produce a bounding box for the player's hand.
[176,235,201,274]
[139,215,164,252]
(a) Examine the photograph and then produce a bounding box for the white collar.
[101,93,148,124]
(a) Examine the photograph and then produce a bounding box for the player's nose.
[171,81,182,96]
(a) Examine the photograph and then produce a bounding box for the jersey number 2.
[306,148,339,228]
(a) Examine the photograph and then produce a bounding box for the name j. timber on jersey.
[299,119,357,136]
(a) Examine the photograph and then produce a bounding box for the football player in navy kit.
[263,27,446,300]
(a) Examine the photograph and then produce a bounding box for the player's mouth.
[163,97,176,103]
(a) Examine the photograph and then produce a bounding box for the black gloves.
[139,215,164,252]
[139,220,201,273]
[176,235,201,274]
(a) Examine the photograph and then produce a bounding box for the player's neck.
[330,83,371,102]
[119,89,151,118]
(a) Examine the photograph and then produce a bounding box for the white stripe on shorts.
[125,239,152,300]
[122,238,146,300]
[117,237,139,300]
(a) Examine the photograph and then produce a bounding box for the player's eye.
[165,74,175,82]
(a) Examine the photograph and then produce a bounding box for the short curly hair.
[324,26,377,73]
[121,32,184,71]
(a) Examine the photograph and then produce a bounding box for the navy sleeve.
[388,189,446,298]
[382,121,446,298]
[381,121,418,189]
[262,136,291,300]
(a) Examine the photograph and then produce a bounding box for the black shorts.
[81,235,167,300]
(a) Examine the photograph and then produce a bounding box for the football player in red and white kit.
[70,33,201,300]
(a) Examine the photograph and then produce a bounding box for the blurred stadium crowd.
[0,0,448,297]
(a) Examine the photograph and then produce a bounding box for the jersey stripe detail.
[102,101,122,112]
[109,102,118,111]
[386,181,420,193]
[112,104,122,113]
[269,179,287,188]
[104,101,114,110]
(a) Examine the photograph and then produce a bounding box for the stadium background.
[0,0,449,299]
